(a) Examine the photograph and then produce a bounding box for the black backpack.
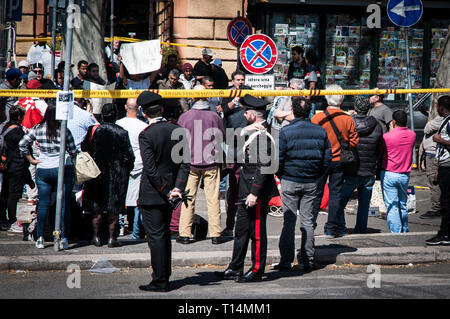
[191,214,208,240]
[0,124,18,171]
[324,110,359,176]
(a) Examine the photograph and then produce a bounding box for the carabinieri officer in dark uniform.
[216,94,278,283]
[137,91,190,292]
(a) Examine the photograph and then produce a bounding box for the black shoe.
[211,237,226,244]
[91,236,102,247]
[176,236,192,244]
[108,238,122,248]
[293,262,316,272]
[425,234,450,245]
[138,283,169,292]
[215,268,243,280]
[420,211,441,219]
[236,270,263,283]
[221,228,234,237]
[170,231,179,239]
[272,263,292,272]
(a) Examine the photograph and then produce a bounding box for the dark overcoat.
[81,122,135,214]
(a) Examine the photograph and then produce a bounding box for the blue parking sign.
[387,0,423,27]
[4,0,23,22]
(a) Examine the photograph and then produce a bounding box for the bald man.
[116,98,149,239]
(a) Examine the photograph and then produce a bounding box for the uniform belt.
[425,152,436,158]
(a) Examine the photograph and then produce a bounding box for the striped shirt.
[19,123,77,169]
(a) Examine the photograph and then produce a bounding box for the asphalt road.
[2,262,450,300]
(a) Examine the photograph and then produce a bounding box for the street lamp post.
[53,0,75,251]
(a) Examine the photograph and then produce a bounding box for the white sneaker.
[8,222,23,233]
[59,238,68,250]
[35,237,44,249]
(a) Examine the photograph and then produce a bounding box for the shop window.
[430,20,450,87]
[272,14,320,86]
[324,15,371,90]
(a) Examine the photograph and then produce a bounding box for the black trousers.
[0,171,29,224]
[438,166,450,236]
[228,199,268,275]
[140,204,173,288]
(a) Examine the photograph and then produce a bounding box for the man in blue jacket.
[274,97,331,272]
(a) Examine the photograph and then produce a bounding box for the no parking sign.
[227,17,252,48]
[239,34,278,74]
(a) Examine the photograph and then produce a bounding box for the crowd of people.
[0,41,449,291]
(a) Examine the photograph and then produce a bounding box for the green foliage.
[161,45,179,66]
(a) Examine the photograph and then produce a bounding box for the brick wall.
[172,0,245,78]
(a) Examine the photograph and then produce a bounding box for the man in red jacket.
[311,84,359,238]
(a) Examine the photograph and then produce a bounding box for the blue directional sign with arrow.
[387,0,423,27]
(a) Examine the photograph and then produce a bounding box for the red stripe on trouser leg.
[253,200,261,273]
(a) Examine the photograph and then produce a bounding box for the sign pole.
[404,28,417,165]
[54,0,74,251]
[50,0,57,82]
[110,0,114,62]
[236,11,240,72]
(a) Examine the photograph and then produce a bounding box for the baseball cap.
[31,63,44,71]
[5,68,22,82]
[26,79,42,90]
[202,48,214,56]
[211,59,222,67]
[18,60,29,68]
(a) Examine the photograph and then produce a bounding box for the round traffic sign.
[239,34,278,74]
[387,0,423,27]
[227,17,252,48]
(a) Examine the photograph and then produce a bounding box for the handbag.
[75,125,101,184]
[323,110,359,176]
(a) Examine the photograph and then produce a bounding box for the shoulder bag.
[75,124,101,184]
[324,110,359,176]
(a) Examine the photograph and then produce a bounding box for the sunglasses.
[34,70,44,74]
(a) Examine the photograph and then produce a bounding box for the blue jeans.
[131,207,144,239]
[381,170,410,233]
[338,175,376,234]
[36,166,74,239]
[220,175,227,193]
[309,102,317,120]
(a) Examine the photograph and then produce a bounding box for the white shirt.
[179,74,196,90]
[436,115,450,166]
[27,44,51,64]
[115,117,148,175]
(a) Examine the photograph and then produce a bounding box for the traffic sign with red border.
[227,17,252,48]
[239,34,278,74]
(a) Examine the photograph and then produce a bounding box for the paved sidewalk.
[1,170,448,271]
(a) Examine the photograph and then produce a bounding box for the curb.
[1,246,450,271]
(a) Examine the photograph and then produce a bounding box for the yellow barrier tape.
[104,36,142,43]
[105,36,236,50]
[414,185,430,190]
[18,36,237,51]
[160,41,235,51]
[2,88,450,99]
[16,37,62,42]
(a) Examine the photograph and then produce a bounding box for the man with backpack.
[0,106,34,232]
[426,96,450,245]
[337,96,382,234]
[311,84,359,238]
